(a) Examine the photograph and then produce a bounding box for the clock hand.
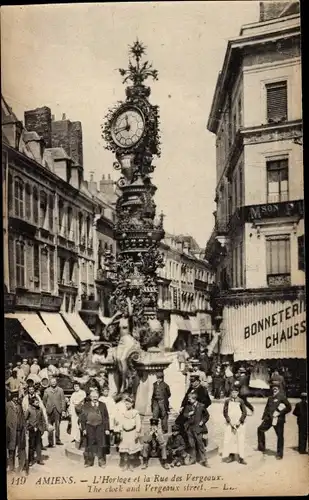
[115,125,129,133]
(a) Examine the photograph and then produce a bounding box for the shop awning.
[190,316,200,335]
[5,312,55,345]
[61,312,96,342]
[40,312,77,346]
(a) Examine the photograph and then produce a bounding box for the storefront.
[218,295,306,395]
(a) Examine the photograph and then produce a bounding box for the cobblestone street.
[8,398,308,498]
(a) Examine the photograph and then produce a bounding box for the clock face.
[111,108,145,148]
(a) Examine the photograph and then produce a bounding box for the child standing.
[118,396,141,471]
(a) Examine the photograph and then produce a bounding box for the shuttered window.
[266,235,290,286]
[298,235,305,271]
[266,81,288,123]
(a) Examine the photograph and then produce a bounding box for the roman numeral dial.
[111,107,145,148]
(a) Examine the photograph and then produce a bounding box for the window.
[8,173,13,214]
[58,199,64,234]
[49,249,54,292]
[266,235,291,286]
[40,191,47,227]
[298,235,305,271]
[33,244,40,289]
[67,207,73,239]
[266,81,288,123]
[14,178,24,218]
[48,195,54,231]
[25,184,32,220]
[58,256,65,283]
[237,96,242,129]
[69,259,75,283]
[267,159,288,203]
[65,294,70,313]
[15,240,25,287]
[41,247,49,291]
[71,295,76,313]
[33,187,39,223]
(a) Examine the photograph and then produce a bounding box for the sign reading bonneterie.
[220,299,306,361]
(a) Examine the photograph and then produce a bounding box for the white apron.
[69,390,86,442]
[222,400,245,459]
[118,409,142,455]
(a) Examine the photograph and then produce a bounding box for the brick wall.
[24,107,52,148]
[51,118,83,167]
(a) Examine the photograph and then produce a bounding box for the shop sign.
[246,199,304,222]
[221,299,306,360]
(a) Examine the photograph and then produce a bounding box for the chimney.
[88,171,97,194]
[24,106,52,148]
[51,116,83,168]
[100,173,114,196]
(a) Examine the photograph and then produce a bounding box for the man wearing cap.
[6,392,27,473]
[257,382,292,459]
[79,388,110,468]
[141,418,169,470]
[188,360,208,387]
[181,374,212,410]
[182,391,210,467]
[293,392,308,454]
[151,372,171,434]
[166,424,187,467]
[222,383,247,465]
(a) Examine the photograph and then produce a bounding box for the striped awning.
[220,298,306,360]
[61,312,96,342]
[5,312,55,345]
[40,312,77,346]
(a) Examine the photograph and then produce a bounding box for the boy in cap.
[151,371,171,434]
[141,418,169,470]
[257,381,291,459]
[293,392,308,454]
[166,424,187,467]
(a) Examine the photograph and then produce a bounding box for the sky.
[1,1,259,247]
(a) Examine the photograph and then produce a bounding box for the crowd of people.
[5,356,308,475]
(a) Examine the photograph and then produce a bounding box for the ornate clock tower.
[102,41,165,351]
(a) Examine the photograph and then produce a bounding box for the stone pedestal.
[135,347,171,418]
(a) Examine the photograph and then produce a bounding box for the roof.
[45,147,71,160]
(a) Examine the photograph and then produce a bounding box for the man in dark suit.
[6,391,27,473]
[151,371,171,434]
[181,374,212,409]
[43,377,66,447]
[182,390,210,467]
[293,392,308,454]
[257,382,291,459]
[79,388,110,468]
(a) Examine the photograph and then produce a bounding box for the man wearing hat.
[257,382,292,459]
[6,391,27,473]
[188,360,207,387]
[293,392,308,454]
[151,371,171,434]
[181,374,212,409]
[166,424,187,467]
[141,417,169,470]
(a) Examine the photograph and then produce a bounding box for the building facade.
[157,233,214,355]
[205,2,305,381]
[2,98,116,361]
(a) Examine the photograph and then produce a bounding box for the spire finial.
[118,39,159,87]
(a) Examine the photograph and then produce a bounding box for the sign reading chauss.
[220,299,306,361]
[244,301,306,348]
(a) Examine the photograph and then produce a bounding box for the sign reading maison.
[246,199,304,221]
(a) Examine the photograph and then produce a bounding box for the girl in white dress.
[118,396,141,471]
[69,382,86,442]
[222,384,247,464]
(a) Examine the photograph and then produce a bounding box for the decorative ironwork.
[102,41,165,354]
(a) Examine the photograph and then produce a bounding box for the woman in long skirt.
[222,384,247,465]
[118,396,141,471]
[69,382,86,442]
